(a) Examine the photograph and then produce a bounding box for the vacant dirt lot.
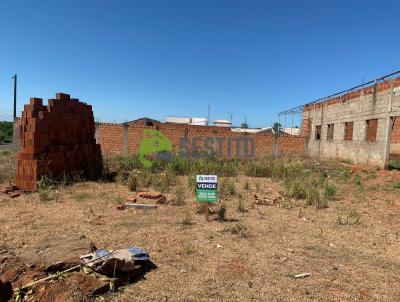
[1,158,400,301]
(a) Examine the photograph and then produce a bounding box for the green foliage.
[353,175,362,186]
[245,161,272,177]
[305,186,324,208]
[0,121,13,144]
[283,167,334,210]
[37,177,53,201]
[323,183,337,200]
[167,155,238,176]
[284,179,307,199]
[388,160,400,170]
[153,170,176,192]
[0,149,16,182]
[137,169,154,189]
[114,154,142,182]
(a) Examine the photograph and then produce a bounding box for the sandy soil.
[1,165,400,302]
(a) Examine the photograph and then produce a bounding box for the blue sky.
[0,0,399,127]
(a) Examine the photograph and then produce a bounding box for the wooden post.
[205,203,209,221]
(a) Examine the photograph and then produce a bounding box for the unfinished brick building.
[15,93,102,191]
[297,74,400,168]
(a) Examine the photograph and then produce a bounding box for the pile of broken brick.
[1,183,21,199]
[117,191,168,210]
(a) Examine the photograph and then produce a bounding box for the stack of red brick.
[15,93,102,191]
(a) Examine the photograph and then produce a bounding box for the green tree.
[0,121,13,144]
[273,122,282,133]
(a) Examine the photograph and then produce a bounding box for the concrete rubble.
[0,235,153,302]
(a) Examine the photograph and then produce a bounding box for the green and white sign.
[196,175,218,203]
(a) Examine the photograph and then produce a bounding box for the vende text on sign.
[196,175,218,203]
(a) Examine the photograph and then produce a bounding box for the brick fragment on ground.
[68,272,110,295]
[125,195,137,202]
[155,195,167,204]
[15,93,102,191]
[138,191,162,199]
[9,192,20,199]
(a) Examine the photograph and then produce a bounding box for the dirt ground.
[1,162,400,302]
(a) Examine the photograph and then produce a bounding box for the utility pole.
[12,74,17,120]
[207,104,210,126]
[228,112,233,125]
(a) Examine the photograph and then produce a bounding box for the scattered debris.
[116,204,126,210]
[1,236,154,301]
[293,272,311,279]
[138,191,162,199]
[1,183,21,198]
[124,203,157,209]
[9,192,20,199]
[253,194,283,206]
[155,195,167,204]
[125,195,137,203]
[81,246,149,276]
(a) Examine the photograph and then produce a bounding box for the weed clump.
[37,177,53,201]
[173,186,186,206]
[245,161,272,177]
[127,173,138,191]
[237,197,248,213]
[323,182,337,200]
[217,203,227,221]
[181,209,194,225]
[219,178,236,198]
[223,222,249,238]
[284,179,307,199]
[336,208,361,225]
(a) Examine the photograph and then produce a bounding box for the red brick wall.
[366,119,378,142]
[276,136,305,154]
[344,122,354,140]
[96,123,125,154]
[97,122,306,159]
[301,119,312,138]
[391,117,400,144]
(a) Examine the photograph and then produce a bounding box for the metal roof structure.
[278,70,400,116]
